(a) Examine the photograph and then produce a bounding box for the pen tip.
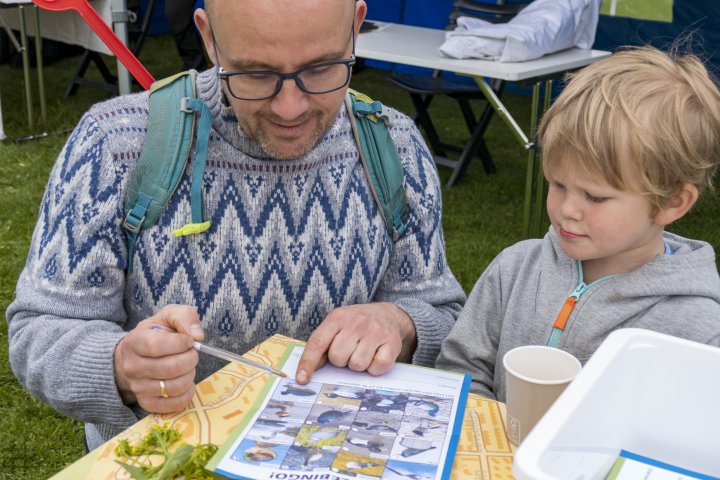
[278,372,288,378]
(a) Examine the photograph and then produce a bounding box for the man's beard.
[239,109,329,160]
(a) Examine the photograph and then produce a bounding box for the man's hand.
[113,304,205,413]
[295,302,416,384]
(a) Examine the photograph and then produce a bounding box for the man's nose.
[270,79,310,120]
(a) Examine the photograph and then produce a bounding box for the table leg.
[111,0,132,94]
[523,83,541,236]
[0,14,23,141]
[473,76,531,148]
[474,76,540,236]
[473,76,561,238]
[531,80,553,237]
[32,5,46,124]
[18,5,34,129]
[0,86,5,141]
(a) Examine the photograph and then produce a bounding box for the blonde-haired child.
[436,46,720,399]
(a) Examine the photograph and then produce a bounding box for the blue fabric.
[363,0,720,97]
[364,0,452,76]
[145,0,720,77]
[143,0,205,36]
[594,0,720,78]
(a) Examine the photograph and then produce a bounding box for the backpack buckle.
[377,106,397,127]
[122,211,145,234]
[180,97,193,113]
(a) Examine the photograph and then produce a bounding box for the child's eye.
[585,192,607,203]
[550,181,565,190]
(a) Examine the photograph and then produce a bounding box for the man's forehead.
[208,0,354,19]
[210,0,355,45]
[210,0,354,68]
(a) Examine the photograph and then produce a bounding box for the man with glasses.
[7,0,465,451]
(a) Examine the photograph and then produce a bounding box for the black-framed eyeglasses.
[218,57,356,101]
[212,19,357,101]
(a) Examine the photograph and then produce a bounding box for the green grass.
[1,35,719,478]
[599,0,674,22]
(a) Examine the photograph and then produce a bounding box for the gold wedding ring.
[159,379,169,398]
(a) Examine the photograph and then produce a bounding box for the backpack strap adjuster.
[123,192,153,235]
[122,212,145,234]
[179,97,193,113]
[376,106,398,127]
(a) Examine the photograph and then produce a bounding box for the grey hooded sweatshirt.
[436,228,720,401]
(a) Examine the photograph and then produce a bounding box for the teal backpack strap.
[122,70,213,272]
[172,96,213,237]
[345,89,408,241]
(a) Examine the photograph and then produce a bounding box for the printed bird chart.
[209,346,471,480]
[51,335,515,480]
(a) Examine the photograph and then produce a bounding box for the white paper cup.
[503,345,581,446]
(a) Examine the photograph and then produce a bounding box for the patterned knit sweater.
[7,68,465,448]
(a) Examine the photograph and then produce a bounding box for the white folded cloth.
[439,0,600,62]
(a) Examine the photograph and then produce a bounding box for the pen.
[150,326,287,377]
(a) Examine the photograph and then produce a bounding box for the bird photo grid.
[233,379,449,478]
[210,347,471,480]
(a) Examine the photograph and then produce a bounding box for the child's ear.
[654,183,699,226]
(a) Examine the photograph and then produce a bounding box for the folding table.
[356,22,611,237]
[0,0,46,131]
[0,0,133,95]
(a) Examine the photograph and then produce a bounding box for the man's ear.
[654,183,699,226]
[194,9,216,65]
[353,1,368,38]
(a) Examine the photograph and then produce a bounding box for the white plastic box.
[512,328,720,479]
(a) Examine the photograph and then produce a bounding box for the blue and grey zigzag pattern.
[399,133,443,265]
[59,115,117,202]
[135,171,390,319]
[135,233,388,320]
[38,116,126,272]
[39,199,126,273]
[156,168,382,240]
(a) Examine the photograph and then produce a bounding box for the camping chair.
[387,0,529,187]
[65,0,155,97]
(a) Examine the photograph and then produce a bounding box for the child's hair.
[538,45,720,213]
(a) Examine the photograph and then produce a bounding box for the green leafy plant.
[114,424,218,480]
